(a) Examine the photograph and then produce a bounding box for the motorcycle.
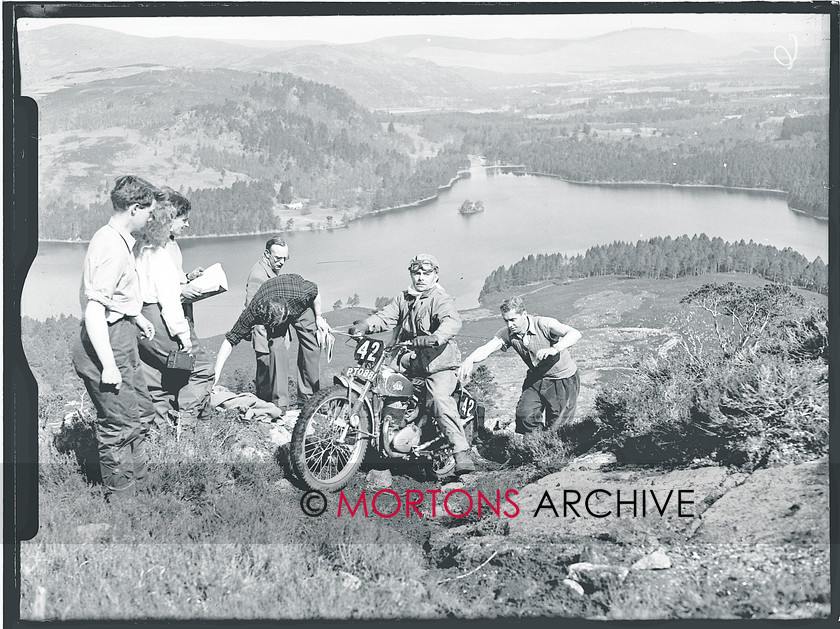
[290,335,484,492]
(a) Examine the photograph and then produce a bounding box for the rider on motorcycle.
[348,253,475,474]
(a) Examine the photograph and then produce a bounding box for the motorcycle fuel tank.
[373,369,413,398]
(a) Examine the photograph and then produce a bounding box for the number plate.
[354,338,385,364]
[458,389,477,419]
[346,366,376,381]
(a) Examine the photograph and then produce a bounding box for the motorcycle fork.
[340,379,374,442]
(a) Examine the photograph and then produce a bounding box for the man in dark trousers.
[71,174,160,498]
[217,271,330,410]
[458,296,582,434]
[244,236,327,409]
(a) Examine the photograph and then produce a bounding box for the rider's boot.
[454,450,476,474]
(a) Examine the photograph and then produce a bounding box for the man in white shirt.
[459,296,581,434]
[71,175,159,497]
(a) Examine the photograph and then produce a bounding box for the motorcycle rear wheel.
[290,385,370,492]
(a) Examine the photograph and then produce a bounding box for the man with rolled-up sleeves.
[459,295,581,434]
[71,174,160,498]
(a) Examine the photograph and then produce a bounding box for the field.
[19,274,829,620]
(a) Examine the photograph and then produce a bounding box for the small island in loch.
[459,199,485,214]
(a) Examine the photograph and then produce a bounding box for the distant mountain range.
[18,24,814,109]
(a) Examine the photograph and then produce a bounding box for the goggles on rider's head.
[408,253,439,273]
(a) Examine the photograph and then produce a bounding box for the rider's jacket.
[363,283,462,374]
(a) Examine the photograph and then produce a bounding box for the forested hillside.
[404,62,829,219]
[411,112,828,218]
[480,234,828,302]
[478,126,827,218]
[36,68,467,240]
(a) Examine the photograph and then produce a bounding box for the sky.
[17,12,829,45]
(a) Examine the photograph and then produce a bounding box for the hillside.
[19,25,480,109]
[20,272,829,619]
[34,67,467,240]
[20,25,820,108]
[19,25,267,88]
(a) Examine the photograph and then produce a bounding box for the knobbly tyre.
[290,336,484,492]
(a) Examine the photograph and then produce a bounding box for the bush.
[692,355,828,468]
[464,364,499,414]
[51,407,102,485]
[765,306,828,362]
[593,356,701,465]
[592,286,828,470]
[594,348,827,469]
[229,367,257,394]
[483,429,572,478]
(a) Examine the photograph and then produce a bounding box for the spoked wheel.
[290,385,370,492]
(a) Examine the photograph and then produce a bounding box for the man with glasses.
[245,236,327,409]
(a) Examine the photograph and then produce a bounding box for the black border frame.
[4,3,838,628]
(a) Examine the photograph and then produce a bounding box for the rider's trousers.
[423,369,469,453]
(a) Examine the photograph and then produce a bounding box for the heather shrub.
[764,306,828,362]
[229,367,257,394]
[497,429,572,476]
[692,354,828,468]
[594,285,827,469]
[465,364,499,413]
[593,356,705,465]
[51,410,102,485]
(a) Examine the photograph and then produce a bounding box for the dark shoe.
[454,451,476,474]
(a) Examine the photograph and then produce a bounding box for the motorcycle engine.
[382,399,408,429]
[383,397,422,453]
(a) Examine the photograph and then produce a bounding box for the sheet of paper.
[187,263,228,301]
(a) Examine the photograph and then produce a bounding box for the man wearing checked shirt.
[458,295,582,434]
[213,273,331,411]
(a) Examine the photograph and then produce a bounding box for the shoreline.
[35,168,827,244]
[354,171,465,220]
[38,172,468,245]
[527,171,827,222]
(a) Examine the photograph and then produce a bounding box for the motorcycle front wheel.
[290,385,371,492]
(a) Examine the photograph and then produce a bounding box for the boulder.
[631,549,671,570]
[365,469,393,489]
[562,578,585,596]
[690,458,828,545]
[566,562,629,593]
